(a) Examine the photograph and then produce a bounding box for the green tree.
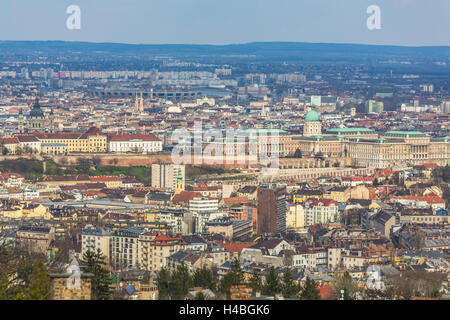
[76,158,91,174]
[169,263,193,299]
[24,260,51,300]
[281,268,300,298]
[249,269,263,294]
[0,271,11,300]
[300,277,321,300]
[81,249,111,300]
[373,177,379,187]
[193,266,216,291]
[219,259,244,293]
[16,146,23,155]
[156,267,171,299]
[194,291,206,300]
[293,149,302,158]
[333,272,358,300]
[262,267,281,297]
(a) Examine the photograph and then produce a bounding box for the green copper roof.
[176,167,183,180]
[305,109,320,122]
[384,131,428,138]
[239,128,287,135]
[326,128,375,134]
[29,99,44,118]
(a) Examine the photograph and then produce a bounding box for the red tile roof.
[305,198,339,207]
[391,195,445,204]
[220,242,255,254]
[172,191,204,203]
[90,176,122,182]
[1,137,19,144]
[108,133,160,142]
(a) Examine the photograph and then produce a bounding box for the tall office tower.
[257,184,287,235]
[365,100,384,114]
[151,163,185,191]
[441,101,450,114]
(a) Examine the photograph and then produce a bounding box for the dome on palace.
[29,98,44,118]
[305,109,320,122]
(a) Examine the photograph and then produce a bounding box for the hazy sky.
[0,0,449,46]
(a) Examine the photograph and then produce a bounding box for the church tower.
[18,109,24,133]
[28,98,45,132]
[175,166,185,194]
[48,109,55,133]
[134,92,139,113]
[139,92,144,112]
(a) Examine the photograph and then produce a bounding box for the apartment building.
[257,184,287,235]
[110,227,143,269]
[151,163,185,192]
[15,226,55,254]
[139,234,186,272]
[304,198,339,226]
[81,225,112,264]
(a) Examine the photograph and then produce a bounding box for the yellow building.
[85,127,108,152]
[293,190,323,203]
[33,126,107,153]
[1,202,48,220]
[138,233,186,272]
[37,174,91,187]
[144,211,158,223]
[324,187,350,203]
[90,176,123,188]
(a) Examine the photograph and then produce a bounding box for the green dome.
[305,109,320,122]
[29,99,44,118]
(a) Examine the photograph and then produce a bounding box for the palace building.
[347,131,450,167]
[278,113,450,168]
[302,109,322,136]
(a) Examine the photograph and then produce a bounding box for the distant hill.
[1,41,449,61]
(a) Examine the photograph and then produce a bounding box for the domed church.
[303,109,322,136]
[28,98,45,131]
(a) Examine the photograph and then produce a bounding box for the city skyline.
[0,0,449,46]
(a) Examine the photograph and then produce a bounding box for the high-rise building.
[151,163,185,191]
[441,101,450,114]
[365,100,384,114]
[420,84,434,93]
[257,184,287,235]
